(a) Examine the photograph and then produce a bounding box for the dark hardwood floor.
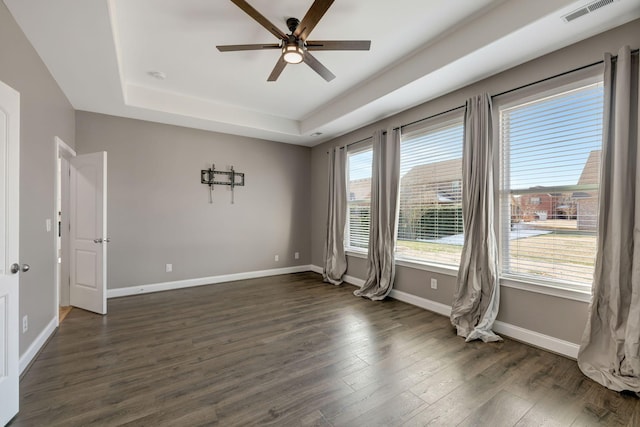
[9,272,640,426]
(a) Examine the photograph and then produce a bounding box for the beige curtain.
[450,93,502,342]
[354,129,401,300]
[578,46,640,391]
[323,147,347,285]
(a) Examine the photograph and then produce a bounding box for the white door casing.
[70,152,107,315]
[0,80,20,425]
[55,138,75,315]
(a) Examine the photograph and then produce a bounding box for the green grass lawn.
[396,231,596,284]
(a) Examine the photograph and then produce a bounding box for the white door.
[0,81,20,425]
[70,152,107,315]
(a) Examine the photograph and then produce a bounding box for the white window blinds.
[346,143,372,251]
[397,113,464,265]
[499,80,604,286]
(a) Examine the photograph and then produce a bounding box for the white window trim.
[345,249,367,259]
[396,109,465,268]
[493,63,603,298]
[395,257,459,277]
[345,139,373,253]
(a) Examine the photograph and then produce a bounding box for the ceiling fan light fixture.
[283,44,304,64]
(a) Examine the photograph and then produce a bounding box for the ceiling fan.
[216,0,371,82]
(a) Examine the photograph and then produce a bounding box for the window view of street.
[500,81,603,286]
[345,80,603,288]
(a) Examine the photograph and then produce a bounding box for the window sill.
[500,275,592,303]
[395,257,459,277]
[345,249,367,259]
[345,250,592,303]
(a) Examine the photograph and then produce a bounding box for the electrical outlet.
[294,252,299,260]
[275,255,279,262]
[430,278,438,290]
[166,263,173,273]
[22,315,28,333]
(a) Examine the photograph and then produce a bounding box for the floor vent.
[563,0,616,22]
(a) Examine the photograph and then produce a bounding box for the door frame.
[54,137,75,326]
[0,78,20,426]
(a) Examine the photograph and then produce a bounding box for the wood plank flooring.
[9,272,640,426]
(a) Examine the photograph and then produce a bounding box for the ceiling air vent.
[563,0,616,22]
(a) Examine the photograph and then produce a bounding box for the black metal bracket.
[201,164,245,204]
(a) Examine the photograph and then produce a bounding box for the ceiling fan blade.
[267,56,288,82]
[303,51,335,82]
[230,0,286,40]
[217,43,281,52]
[294,0,334,41]
[305,40,371,51]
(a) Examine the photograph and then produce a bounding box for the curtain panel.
[354,129,401,300]
[450,93,502,342]
[578,46,640,391]
[323,146,348,285]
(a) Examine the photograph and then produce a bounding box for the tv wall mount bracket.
[200,164,245,204]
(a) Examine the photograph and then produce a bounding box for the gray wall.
[75,112,311,289]
[311,19,640,344]
[0,3,76,355]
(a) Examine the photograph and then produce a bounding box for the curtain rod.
[492,49,637,99]
[326,135,372,154]
[340,48,639,148]
[393,105,465,131]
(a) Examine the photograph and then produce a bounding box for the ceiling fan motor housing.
[286,17,300,33]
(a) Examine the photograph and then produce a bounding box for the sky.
[347,82,604,190]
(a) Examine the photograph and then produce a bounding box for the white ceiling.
[4,0,640,146]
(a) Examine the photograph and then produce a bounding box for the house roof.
[577,150,601,186]
[401,159,462,187]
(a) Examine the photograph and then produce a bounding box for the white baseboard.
[389,289,452,317]
[493,320,580,359]
[309,265,323,274]
[343,274,364,287]
[20,316,57,374]
[308,266,364,288]
[107,265,313,298]
[390,288,579,359]
[310,265,579,359]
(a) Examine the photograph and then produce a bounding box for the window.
[396,112,464,266]
[498,74,603,287]
[345,143,372,251]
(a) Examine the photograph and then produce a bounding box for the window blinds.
[397,115,464,265]
[346,145,372,250]
[500,82,604,285]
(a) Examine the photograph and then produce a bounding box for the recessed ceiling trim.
[126,84,302,136]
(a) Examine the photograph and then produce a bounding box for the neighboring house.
[398,159,463,240]
[399,158,462,207]
[515,191,576,222]
[509,150,600,230]
[575,150,601,231]
[348,177,371,201]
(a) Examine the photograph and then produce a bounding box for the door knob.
[10,263,29,274]
[94,238,103,243]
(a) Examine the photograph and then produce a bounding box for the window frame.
[395,109,465,269]
[493,65,603,301]
[344,140,373,254]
